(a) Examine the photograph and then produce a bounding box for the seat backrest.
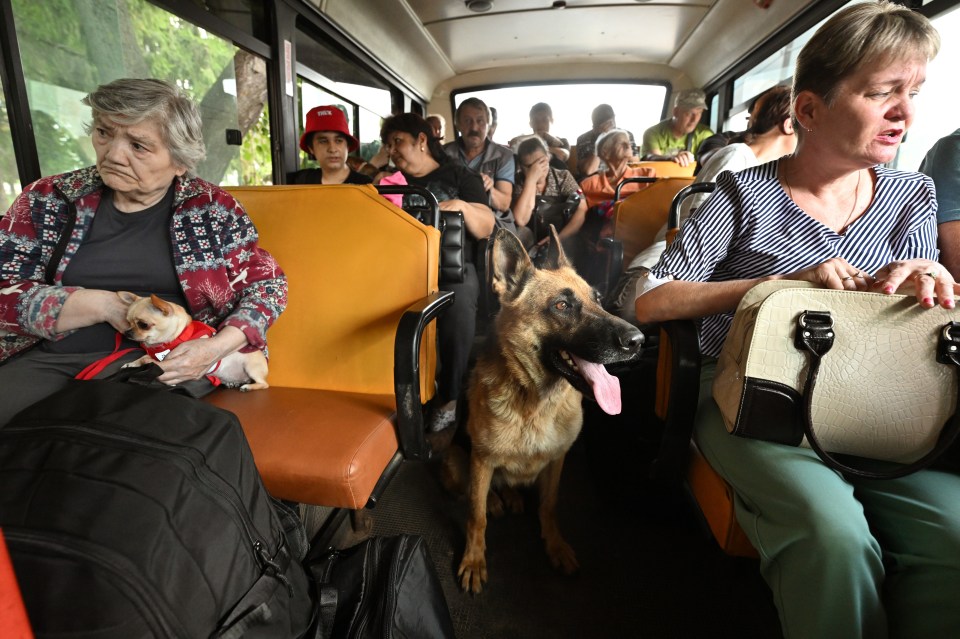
[629,161,696,178]
[568,144,579,176]
[226,185,441,397]
[612,176,695,269]
[665,182,717,246]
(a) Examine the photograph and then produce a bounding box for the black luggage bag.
[0,373,315,639]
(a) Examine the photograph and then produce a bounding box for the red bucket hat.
[299,106,359,153]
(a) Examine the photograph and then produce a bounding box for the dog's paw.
[545,538,579,576]
[486,491,505,518]
[457,554,487,595]
[499,486,525,514]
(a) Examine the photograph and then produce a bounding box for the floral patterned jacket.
[0,166,286,363]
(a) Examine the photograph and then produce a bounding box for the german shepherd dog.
[456,227,644,594]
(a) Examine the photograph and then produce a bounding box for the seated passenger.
[511,136,587,249]
[0,78,286,426]
[510,103,570,170]
[380,113,496,432]
[575,104,637,179]
[612,84,796,323]
[635,5,960,637]
[290,105,373,185]
[443,98,517,232]
[919,127,960,278]
[578,129,655,210]
[426,113,446,141]
[641,88,714,167]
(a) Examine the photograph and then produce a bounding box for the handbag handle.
[795,312,960,479]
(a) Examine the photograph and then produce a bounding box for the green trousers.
[696,359,960,639]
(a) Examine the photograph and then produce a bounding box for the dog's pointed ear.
[539,225,572,271]
[491,228,534,302]
[149,294,174,316]
[117,291,140,305]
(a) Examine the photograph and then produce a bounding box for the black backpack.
[0,371,316,639]
[310,534,455,639]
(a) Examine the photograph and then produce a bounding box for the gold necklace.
[783,161,862,232]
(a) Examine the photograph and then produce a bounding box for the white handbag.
[712,280,960,478]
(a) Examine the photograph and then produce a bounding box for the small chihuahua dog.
[118,291,269,391]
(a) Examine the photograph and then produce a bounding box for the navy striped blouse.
[649,159,939,357]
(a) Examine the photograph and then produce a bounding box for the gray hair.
[595,128,630,160]
[83,78,206,172]
[794,1,939,108]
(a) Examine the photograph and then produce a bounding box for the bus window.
[9,0,270,186]
[0,93,18,212]
[452,83,667,148]
[295,22,392,164]
[891,5,960,172]
[732,1,858,108]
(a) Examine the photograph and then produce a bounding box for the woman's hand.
[156,326,248,385]
[524,155,549,183]
[780,257,874,291]
[57,289,132,334]
[872,259,957,309]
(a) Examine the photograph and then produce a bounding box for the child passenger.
[291,105,373,185]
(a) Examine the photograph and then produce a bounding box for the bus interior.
[3,1,960,637]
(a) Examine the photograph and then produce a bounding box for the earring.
[420,145,425,151]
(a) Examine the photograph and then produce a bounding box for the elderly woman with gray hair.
[0,78,286,424]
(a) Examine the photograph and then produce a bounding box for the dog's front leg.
[538,455,578,575]
[458,454,494,594]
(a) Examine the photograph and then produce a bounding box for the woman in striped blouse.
[636,4,959,638]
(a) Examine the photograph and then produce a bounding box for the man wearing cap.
[575,104,636,180]
[443,97,516,231]
[641,89,714,167]
[291,105,373,184]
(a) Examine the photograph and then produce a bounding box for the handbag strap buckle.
[937,321,960,366]
[794,310,835,357]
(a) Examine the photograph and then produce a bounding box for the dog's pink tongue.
[570,354,621,415]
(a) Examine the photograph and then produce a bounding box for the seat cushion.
[687,443,758,558]
[206,388,399,509]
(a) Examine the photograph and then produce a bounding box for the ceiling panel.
[405,1,711,73]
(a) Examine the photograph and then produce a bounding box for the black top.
[290,168,373,185]
[43,185,187,354]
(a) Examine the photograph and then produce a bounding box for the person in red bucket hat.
[291,105,372,185]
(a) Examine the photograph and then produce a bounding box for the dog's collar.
[143,321,217,360]
[143,321,221,386]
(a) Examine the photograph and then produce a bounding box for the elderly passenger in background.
[641,88,714,167]
[612,84,796,324]
[511,136,587,250]
[919,128,960,279]
[443,98,516,232]
[291,105,372,185]
[574,104,637,180]
[0,78,286,426]
[510,103,570,170]
[579,129,655,210]
[635,4,960,638]
[380,113,496,433]
[426,113,446,142]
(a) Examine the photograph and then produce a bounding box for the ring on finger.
[841,276,854,282]
[922,270,939,280]
[852,271,862,278]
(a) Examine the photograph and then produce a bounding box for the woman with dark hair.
[379,112,495,432]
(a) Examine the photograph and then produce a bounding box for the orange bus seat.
[629,160,696,178]
[208,185,448,509]
[648,185,756,558]
[0,530,33,639]
[613,176,694,270]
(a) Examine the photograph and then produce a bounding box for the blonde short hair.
[793,1,939,106]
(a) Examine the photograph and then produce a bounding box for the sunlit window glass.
[11,0,271,185]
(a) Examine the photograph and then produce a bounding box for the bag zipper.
[1,422,273,567]
[4,527,186,638]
